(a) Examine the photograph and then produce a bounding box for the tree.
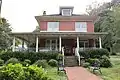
[0,18,12,49]
[86,1,120,53]
[33,26,40,32]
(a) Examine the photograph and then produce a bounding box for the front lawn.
[101,56,120,80]
[46,67,67,80]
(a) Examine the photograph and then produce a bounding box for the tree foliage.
[0,18,12,49]
[86,1,120,53]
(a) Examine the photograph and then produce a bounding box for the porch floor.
[65,67,102,80]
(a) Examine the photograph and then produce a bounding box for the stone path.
[65,67,102,80]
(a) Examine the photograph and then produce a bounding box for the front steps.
[64,56,78,67]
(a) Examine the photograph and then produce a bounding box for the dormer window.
[62,9,72,16]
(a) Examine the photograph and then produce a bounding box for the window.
[47,22,59,32]
[45,39,58,50]
[62,9,71,16]
[75,22,87,32]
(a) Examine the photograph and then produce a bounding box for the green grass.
[100,55,120,80]
[46,67,67,80]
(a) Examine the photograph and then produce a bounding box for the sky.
[1,0,111,32]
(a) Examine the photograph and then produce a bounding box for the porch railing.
[79,47,99,51]
[75,48,80,66]
[14,47,59,52]
[61,47,65,66]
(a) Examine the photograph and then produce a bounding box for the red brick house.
[10,6,107,58]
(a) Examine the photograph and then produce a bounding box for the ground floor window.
[45,39,58,50]
[79,40,89,48]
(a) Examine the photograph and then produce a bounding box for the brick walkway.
[65,67,102,80]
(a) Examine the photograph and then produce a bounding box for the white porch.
[10,32,107,53]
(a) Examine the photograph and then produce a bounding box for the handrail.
[75,48,80,66]
[61,47,64,66]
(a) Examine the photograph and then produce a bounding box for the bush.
[82,62,90,68]
[88,49,109,58]
[100,55,112,68]
[87,58,99,65]
[0,51,59,64]
[79,50,89,59]
[111,52,117,55]
[22,59,31,66]
[0,59,4,66]
[34,60,49,68]
[5,58,19,65]
[79,49,109,59]
[48,59,58,67]
[57,54,63,60]
[0,63,51,80]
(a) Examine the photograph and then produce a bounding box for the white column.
[36,36,39,52]
[77,36,79,49]
[56,39,58,51]
[50,40,52,50]
[99,37,102,48]
[12,37,15,52]
[59,36,61,51]
[22,40,24,48]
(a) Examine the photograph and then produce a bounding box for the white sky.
[1,0,111,32]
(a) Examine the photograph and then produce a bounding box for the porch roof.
[9,32,108,42]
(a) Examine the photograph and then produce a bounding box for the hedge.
[0,51,59,64]
[79,49,112,68]
[79,48,110,59]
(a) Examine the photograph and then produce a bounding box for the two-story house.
[10,6,107,56]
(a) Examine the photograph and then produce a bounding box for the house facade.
[10,6,107,56]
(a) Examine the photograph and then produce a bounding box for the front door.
[62,39,75,56]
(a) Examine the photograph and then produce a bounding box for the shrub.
[0,51,59,64]
[87,58,100,66]
[48,59,58,67]
[79,50,89,59]
[88,49,109,58]
[100,55,112,68]
[22,59,31,66]
[82,62,90,68]
[57,54,63,60]
[79,49,109,59]
[34,60,48,68]
[0,63,51,80]
[0,59,4,66]
[111,52,117,55]
[5,58,19,65]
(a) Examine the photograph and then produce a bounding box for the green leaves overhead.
[0,18,12,49]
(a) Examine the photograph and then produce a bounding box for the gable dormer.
[59,6,74,16]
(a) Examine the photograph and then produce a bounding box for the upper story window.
[75,22,87,32]
[47,22,59,32]
[62,9,72,16]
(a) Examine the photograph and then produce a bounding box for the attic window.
[62,9,72,16]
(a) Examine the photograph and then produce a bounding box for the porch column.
[22,40,24,48]
[59,36,61,51]
[12,37,15,52]
[77,36,79,49]
[36,36,39,52]
[99,37,102,48]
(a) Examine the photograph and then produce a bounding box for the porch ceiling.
[9,32,108,42]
